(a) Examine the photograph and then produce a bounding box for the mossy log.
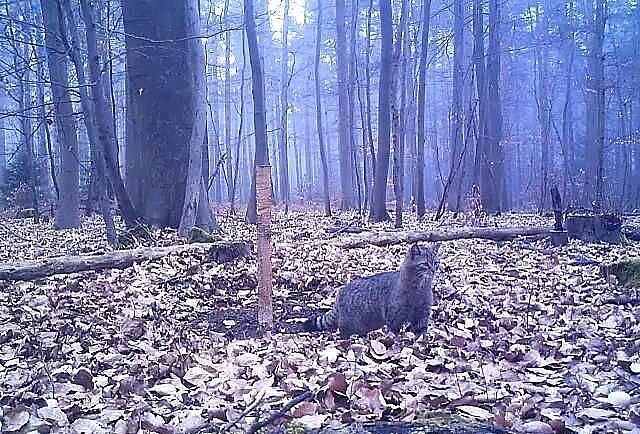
[0,241,252,281]
[601,258,640,288]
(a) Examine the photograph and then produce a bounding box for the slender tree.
[315,0,331,216]
[336,0,355,209]
[415,0,431,218]
[245,0,270,224]
[371,0,393,222]
[41,0,80,229]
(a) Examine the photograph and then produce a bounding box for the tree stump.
[566,213,622,244]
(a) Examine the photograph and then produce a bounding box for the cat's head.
[405,243,440,273]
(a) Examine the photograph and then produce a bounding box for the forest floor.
[1,209,640,434]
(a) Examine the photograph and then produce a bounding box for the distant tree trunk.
[230,30,247,214]
[480,0,504,213]
[123,0,199,228]
[349,0,362,211]
[365,0,376,215]
[371,0,393,222]
[391,0,408,228]
[447,0,464,212]
[224,0,233,205]
[35,27,51,199]
[584,0,606,210]
[560,3,576,203]
[314,0,331,216]
[535,4,551,213]
[415,0,431,218]
[278,0,291,213]
[303,104,313,201]
[178,0,217,236]
[472,0,486,190]
[336,0,355,209]
[41,0,80,229]
[18,11,39,221]
[245,0,270,224]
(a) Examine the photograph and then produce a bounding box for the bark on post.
[256,164,273,336]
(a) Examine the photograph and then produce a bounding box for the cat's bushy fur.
[303,243,440,337]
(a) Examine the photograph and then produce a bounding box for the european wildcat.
[303,243,440,337]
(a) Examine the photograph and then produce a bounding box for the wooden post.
[256,165,273,335]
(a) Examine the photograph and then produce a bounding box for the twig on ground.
[246,390,314,434]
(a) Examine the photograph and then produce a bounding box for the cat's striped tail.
[303,306,339,332]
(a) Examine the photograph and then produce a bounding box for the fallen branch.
[246,390,314,434]
[0,241,252,281]
[338,226,554,248]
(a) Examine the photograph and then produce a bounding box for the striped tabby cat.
[303,243,440,337]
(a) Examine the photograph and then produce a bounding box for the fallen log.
[0,241,252,281]
[338,226,553,248]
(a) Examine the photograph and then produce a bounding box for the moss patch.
[601,258,640,288]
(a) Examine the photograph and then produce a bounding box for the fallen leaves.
[1,211,640,433]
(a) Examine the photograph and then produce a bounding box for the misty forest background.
[0,0,638,235]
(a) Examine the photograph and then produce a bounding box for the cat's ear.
[409,243,421,258]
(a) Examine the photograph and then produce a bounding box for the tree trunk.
[482,0,504,213]
[584,0,606,210]
[349,0,362,211]
[314,0,331,216]
[224,0,233,205]
[277,0,291,212]
[415,0,431,218]
[371,0,393,222]
[391,0,408,228]
[178,0,218,237]
[41,0,80,229]
[447,0,464,212]
[245,0,271,224]
[123,0,194,228]
[78,0,139,231]
[535,3,551,214]
[336,0,355,209]
[365,0,376,216]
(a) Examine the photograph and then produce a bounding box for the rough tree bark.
[41,0,80,229]
[371,0,393,222]
[123,0,196,228]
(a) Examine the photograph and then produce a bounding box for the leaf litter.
[0,211,639,434]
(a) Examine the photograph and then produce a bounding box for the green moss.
[188,226,221,243]
[603,258,640,288]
